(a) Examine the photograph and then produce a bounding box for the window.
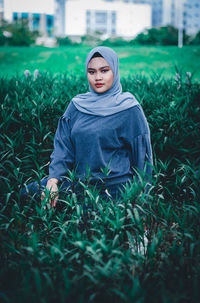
[86,10,91,25]
[86,10,91,32]
[97,27,107,33]
[112,28,116,35]
[46,15,54,34]
[111,11,116,25]
[94,11,107,33]
[33,13,40,31]
[95,11,107,24]
[13,12,18,21]
[21,12,28,19]
[86,10,91,19]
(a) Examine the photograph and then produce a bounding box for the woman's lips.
[95,83,104,88]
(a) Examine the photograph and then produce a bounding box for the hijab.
[72,46,139,116]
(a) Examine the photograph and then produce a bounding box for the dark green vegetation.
[0,20,38,46]
[132,26,189,46]
[0,73,200,303]
[1,45,200,81]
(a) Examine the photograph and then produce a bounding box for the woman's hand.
[41,178,59,208]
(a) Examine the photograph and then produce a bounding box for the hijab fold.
[72,46,139,116]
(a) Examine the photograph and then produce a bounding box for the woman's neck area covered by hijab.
[72,46,139,116]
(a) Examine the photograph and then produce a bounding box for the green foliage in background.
[101,37,130,47]
[190,30,200,45]
[57,26,199,47]
[56,36,78,47]
[132,26,189,46]
[0,72,200,302]
[0,19,39,46]
[1,45,200,81]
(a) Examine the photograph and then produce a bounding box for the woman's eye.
[102,69,109,73]
[88,71,94,75]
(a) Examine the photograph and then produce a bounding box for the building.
[162,0,200,35]
[102,0,161,26]
[64,0,151,39]
[133,0,200,35]
[104,0,200,34]
[0,0,3,24]
[101,0,164,26]
[183,0,200,35]
[4,0,200,39]
[54,0,66,36]
[128,0,165,26]
[1,0,151,39]
[2,0,55,36]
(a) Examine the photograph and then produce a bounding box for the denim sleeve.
[131,133,153,180]
[48,116,75,181]
[127,105,153,181]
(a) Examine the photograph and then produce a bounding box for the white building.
[54,0,66,36]
[65,0,151,39]
[0,0,4,23]
[1,0,199,37]
[2,0,55,35]
[162,0,200,35]
[184,0,200,35]
[106,0,200,34]
[1,0,151,39]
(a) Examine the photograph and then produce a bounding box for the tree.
[189,31,200,45]
[132,26,189,46]
[0,19,39,46]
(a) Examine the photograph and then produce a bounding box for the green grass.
[0,45,200,81]
[0,73,200,302]
[0,45,200,302]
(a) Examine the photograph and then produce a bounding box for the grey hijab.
[72,46,139,116]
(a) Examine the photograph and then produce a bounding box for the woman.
[21,46,152,207]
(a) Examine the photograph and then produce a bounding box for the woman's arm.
[48,116,75,181]
[42,115,75,207]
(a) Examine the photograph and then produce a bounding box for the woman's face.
[87,57,114,93]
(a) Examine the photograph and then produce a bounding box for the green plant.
[101,37,130,47]
[132,26,189,46]
[56,36,74,46]
[189,30,200,45]
[0,72,200,302]
[0,19,39,46]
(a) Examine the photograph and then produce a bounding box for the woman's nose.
[95,72,102,80]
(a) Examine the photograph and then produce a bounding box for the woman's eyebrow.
[87,66,110,70]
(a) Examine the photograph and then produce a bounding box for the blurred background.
[0,0,200,79]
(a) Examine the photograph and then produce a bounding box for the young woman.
[21,46,152,207]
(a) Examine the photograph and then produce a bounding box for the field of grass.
[0,70,200,302]
[0,45,200,81]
